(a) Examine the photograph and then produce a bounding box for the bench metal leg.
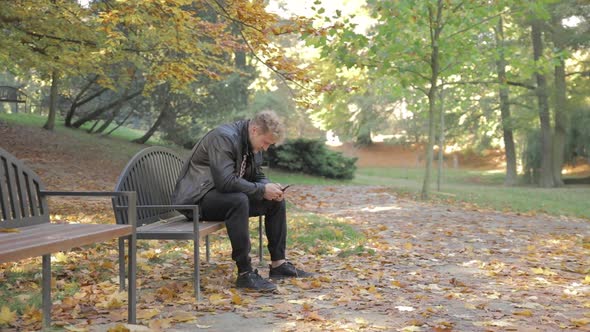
[258,216,263,264]
[194,234,200,302]
[42,254,51,329]
[128,234,137,324]
[206,235,210,263]
[118,237,126,290]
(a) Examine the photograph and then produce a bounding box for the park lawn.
[0,112,167,147]
[353,167,590,220]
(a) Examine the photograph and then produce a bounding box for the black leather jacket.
[171,119,268,206]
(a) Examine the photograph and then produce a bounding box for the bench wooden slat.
[0,156,12,221]
[0,223,133,263]
[4,156,22,220]
[137,220,225,240]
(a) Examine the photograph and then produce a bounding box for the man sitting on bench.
[172,110,312,292]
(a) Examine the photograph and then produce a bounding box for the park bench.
[112,146,265,301]
[0,86,27,113]
[0,147,137,329]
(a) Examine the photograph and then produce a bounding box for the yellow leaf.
[107,324,130,332]
[404,242,413,250]
[391,280,403,288]
[169,311,196,323]
[571,318,590,327]
[209,293,226,305]
[231,293,243,305]
[531,267,556,276]
[0,306,16,326]
[513,310,533,317]
[304,311,324,321]
[64,326,89,332]
[149,318,172,330]
[0,228,20,233]
[583,275,590,285]
[53,252,68,263]
[137,309,159,320]
[310,280,322,288]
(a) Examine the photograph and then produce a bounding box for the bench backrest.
[0,148,49,228]
[113,146,186,226]
[0,86,26,103]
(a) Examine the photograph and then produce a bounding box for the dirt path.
[171,185,590,331]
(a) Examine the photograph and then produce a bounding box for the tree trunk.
[531,19,554,188]
[550,16,567,187]
[86,120,100,133]
[103,109,134,137]
[495,17,518,186]
[93,108,119,134]
[437,87,445,192]
[43,70,59,131]
[421,1,443,200]
[132,104,169,144]
[71,90,141,128]
[65,77,94,127]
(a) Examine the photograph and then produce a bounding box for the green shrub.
[266,138,357,179]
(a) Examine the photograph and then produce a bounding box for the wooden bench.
[0,86,27,113]
[112,146,265,301]
[0,147,137,328]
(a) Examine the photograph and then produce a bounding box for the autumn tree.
[2,0,313,137]
[310,0,499,199]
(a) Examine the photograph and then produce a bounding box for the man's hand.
[264,183,284,201]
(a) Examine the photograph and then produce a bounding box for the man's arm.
[208,135,265,199]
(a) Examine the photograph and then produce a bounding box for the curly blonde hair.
[251,110,286,143]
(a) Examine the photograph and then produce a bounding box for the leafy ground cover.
[0,119,589,331]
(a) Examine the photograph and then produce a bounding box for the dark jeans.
[199,189,287,274]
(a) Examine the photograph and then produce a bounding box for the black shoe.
[269,262,314,279]
[236,269,277,292]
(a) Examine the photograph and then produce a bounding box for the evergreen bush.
[266,138,357,179]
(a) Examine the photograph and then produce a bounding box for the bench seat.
[136,219,225,240]
[0,223,133,264]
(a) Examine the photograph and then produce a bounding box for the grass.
[263,168,349,186]
[0,112,168,146]
[353,167,590,219]
[287,210,368,256]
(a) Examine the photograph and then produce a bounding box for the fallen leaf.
[304,311,324,321]
[169,311,196,323]
[209,293,227,305]
[231,293,243,305]
[513,310,533,317]
[0,228,20,233]
[531,267,556,276]
[107,324,130,332]
[137,309,159,320]
[0,306,16,326]
[149,318,172,330]
[571,318,590,327]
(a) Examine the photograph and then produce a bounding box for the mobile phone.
[281,184,291,191]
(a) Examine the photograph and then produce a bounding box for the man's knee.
[229,192,250,211]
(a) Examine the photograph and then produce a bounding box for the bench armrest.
[40,191,137,228]
[113,204,199,232]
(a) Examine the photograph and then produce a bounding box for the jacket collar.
[239,119,251,155]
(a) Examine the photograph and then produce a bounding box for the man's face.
[249,125,277,153]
